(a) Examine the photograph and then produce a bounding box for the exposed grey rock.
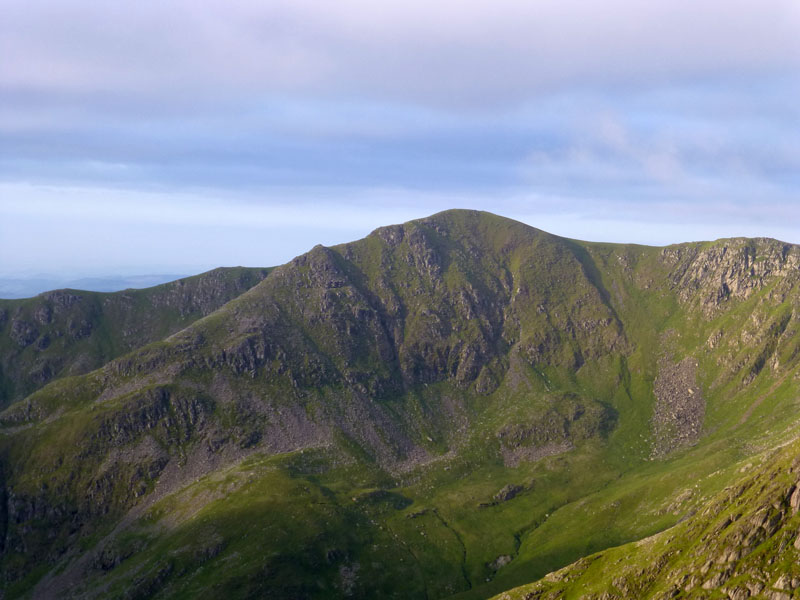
[9,319,38,347]
[651,356,705,458]
[491,555,513,571]
[494,484,524,503]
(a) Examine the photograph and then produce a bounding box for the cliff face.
[0,266,270,406]
[663,237,800,313]
[1,210,800,599]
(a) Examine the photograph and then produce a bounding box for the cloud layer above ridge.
[2,0,799,276]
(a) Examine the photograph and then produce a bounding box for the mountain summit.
[2,210,800,599]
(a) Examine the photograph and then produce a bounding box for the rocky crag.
[1,210,800,599]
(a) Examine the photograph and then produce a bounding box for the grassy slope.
[493,433,800,599]
[1,210,800,599]
[472,239,800,598]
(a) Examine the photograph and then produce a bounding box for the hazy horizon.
[5,204,800,299]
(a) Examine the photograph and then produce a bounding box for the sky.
[1,0,799,282]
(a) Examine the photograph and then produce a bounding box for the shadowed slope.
[2,210,800,599]
[0,267,271,406]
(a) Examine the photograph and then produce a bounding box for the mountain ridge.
[0,267,271,407]
[1,209,800,599]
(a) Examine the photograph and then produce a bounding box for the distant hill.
[0,274,191,299]
[0,267,270,405]
[1,209,799,599]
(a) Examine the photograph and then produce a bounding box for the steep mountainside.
[493,435,800,600]
[0,267,270,406]
[1,210,799,599]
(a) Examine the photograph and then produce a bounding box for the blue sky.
[2,0,799,279]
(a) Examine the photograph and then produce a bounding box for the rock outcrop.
[650,356,704,458]
[1,210,800,600]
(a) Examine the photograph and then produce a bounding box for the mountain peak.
[3,211,800,599]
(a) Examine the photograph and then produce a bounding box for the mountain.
[1,209,799,599]
[0,267,270,406]
[0,275,190,301]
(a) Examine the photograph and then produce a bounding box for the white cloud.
[1,0,799,277]
[3,0,799,105]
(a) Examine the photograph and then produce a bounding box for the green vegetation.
[0,266,270,406]
[2,210,800,599]
[493,435,800,599]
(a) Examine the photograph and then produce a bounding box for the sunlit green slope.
[2,210,799,599]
